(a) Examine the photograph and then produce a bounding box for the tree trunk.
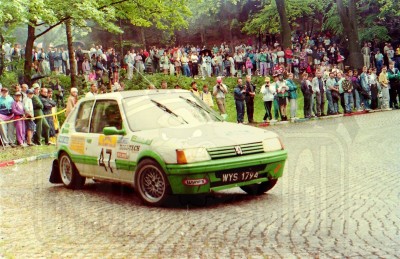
[140,27,146,50]
[24,23,36,86]
[119,19,123,55]
[65,19,77,88]
[275,0,291,49]
[336,0,363,69]
[0,31,4,77]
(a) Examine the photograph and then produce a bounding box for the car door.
[69,100,95,177]
[85,99,124,181]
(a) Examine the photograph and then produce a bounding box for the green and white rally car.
[50,89,287,206]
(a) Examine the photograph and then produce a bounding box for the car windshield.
[122,92,223,131]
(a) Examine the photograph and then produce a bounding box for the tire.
[240,179,278,195]
[135,159,170,206]
[59,152,86,189]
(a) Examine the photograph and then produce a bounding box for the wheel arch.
[136,150,168,174]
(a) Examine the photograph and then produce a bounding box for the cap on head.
[1,87,8,92]
[70,87,78,93]
[27,89,34,94]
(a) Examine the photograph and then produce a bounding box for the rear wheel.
[135,159,170,206]
[59,152,86,189]
[240,179,278,195]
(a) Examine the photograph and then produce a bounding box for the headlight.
[176,148,211,164]
[262,138,283,152]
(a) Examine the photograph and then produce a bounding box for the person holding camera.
[213,76,228,118]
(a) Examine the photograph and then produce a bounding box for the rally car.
[50,89,287,206]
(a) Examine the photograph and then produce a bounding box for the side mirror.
[103,126,126,136]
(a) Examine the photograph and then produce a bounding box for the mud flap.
[49,159,62,184]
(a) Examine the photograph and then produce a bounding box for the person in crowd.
[312,70,326,116]
[260,76,275,122]
[110,57,120,83]
[213,76,228,117]
[11,92,26,146]
[300,73,312,118]
[61,47,69,74]
[24,89,35,146]
[368,68,379,110]
[378,66,390,110]
[181,53,190,77]
[160,81,168,89]
[325,71,336,115]
[286,73,298,119]
[245,57,253,76]
[244,75,256,123]
[342,71,354,114]
[360,66,371,110]
[160,52,170,75]
[82,57,91,81]
[336,71,345,112]
[32,85,50,145]
[351,70,362,111]
[233,78,246,124]
[375,50,384,74]
[189,81,200,98]
[361,42,371,69]
[388,62,400,109]
[65,87,78,117]
[0,88,16,147]
[190,51,199,78]
[39,88,56,139]
[276,74,289,121]
[200,85,214,108]
[51,78,64,108]
[86,83,98,98]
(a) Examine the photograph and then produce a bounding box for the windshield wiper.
[179,96,222,121]
[151,99,188,124]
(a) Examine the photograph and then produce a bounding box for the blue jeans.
[354,90,361,110]
[326,90,334,114]
[235,100,245,123]
[344,92,354,113]
[182,64,190,77]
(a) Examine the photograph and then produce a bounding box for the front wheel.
[135,159,171,206]
[240,179,278,195]
[59,152,86,189]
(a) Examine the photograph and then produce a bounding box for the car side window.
[75,101,94,133]
[90,100,122,134]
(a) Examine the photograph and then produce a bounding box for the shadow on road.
[48,181,279,209]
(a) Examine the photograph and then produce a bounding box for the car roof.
[83,89,191,101]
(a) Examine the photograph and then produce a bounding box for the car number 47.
[99,148,113,173]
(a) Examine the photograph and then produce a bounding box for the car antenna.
[132,65,156,88]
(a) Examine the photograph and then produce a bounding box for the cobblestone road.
[1,111,399,258]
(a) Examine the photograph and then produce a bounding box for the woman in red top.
[284,47,293,73]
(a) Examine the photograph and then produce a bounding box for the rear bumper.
[165,150,287,194]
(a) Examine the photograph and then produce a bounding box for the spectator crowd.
[1,31,400,147]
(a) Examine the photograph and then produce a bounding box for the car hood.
[132,122,278,149]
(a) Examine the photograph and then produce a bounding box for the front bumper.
[165,150,287,194]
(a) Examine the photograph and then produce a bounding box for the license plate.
[220,172,259,183]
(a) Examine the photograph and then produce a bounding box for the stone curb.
[0,152,56,169]
[257,108,394,127]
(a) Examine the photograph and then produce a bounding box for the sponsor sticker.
[70,136,85,154]
[98,135,118,147]
[120,144,140,152]
[58,136,69,145]
[131,135,152,145]
[182,178,209,186]
[117,152,129,159]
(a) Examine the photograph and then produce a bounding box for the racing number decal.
[99,148,113,173]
